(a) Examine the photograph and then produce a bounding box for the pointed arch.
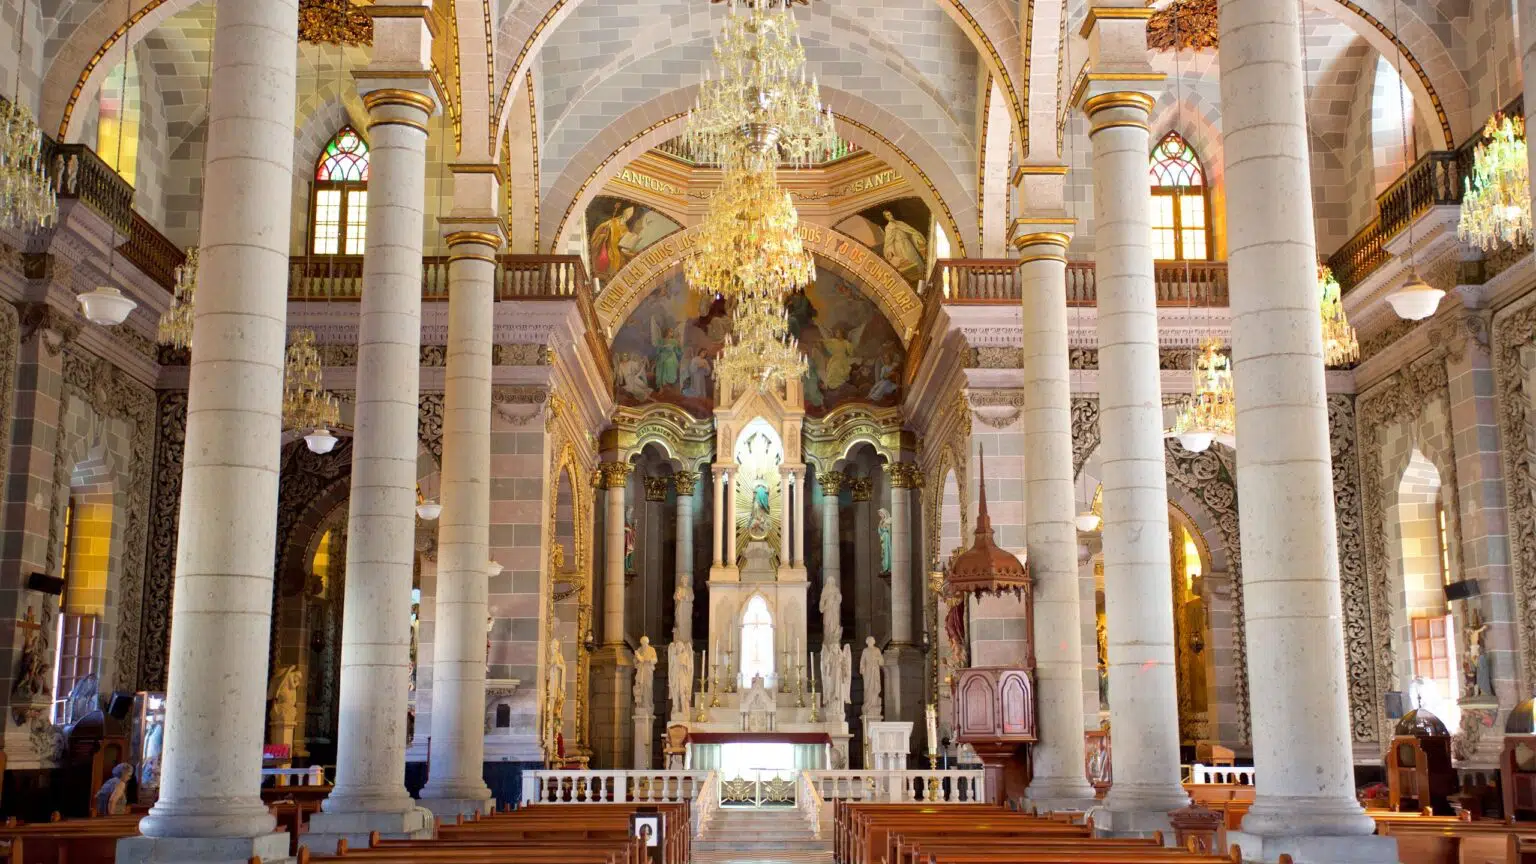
[309,126,371,257]
[1148,131,1211,262]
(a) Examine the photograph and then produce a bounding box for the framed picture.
[631,810,662,848]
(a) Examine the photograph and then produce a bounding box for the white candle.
[926,705,939,756]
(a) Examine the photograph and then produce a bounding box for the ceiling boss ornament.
[299,0,374,46]
[1146,0,1218,51]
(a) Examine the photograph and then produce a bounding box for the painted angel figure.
[651,317,684,391]
[820,321,867,391]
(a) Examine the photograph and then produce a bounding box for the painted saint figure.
[589,202,636,281]
[624,506,637,574]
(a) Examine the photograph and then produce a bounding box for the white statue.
[819,578,843,646]
[839,642,853,708]
[860,636,884,720]
[822,643,850,714]
[741,673,777,732]
[547,635,568,728]
[674,582,694,643]
[633,635,659,715]
[667,640,694,718]
[880,210,930,278]
[267,665,303,727]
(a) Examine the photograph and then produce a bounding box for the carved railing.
[42,137,134,234]
[803,769,985,803]
[797,770,824,838]
[1328,216,1387,296]
[119,211,187,291]
[920,258,1229,308]
[519,769,713,805]
[289,254,586,304]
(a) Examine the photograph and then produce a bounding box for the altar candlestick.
[926,704,939,757]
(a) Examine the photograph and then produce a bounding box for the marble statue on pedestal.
[546,636,568,731]
[820,578,843,646]
[633,635,659,714]
[860,637,884,720]
[667,640,693,718]
[267,665,302,748]
[822,643,851,715]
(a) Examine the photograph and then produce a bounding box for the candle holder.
[795,672,806,708]
[928,754,938,770]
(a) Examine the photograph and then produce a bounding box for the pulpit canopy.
[946,448,1030,598]
[1395,708,1450,738]
[1507,697,1535,734]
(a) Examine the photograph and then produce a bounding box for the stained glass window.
[1149,132,1211,261]
[312,127,369,255]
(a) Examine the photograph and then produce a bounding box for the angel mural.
[651,318,684,391]
[790,271,906,417]
[611,272,725,417]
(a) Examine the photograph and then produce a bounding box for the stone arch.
[540,88,975,257]
[1386,448,1460,724]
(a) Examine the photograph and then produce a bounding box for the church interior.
[0,0,1532,861]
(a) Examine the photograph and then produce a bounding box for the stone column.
[1074,19,1187,830]
[711,467,726,569]
[308,79,438,852]
[120,2,300,861]
[851,477,874,646]
[1016,223,1098,810]
[725,469,738,567]
[780,471,794,566]
[1220,0,1396,857]
[792,469,806,566]
[673,471,698,644]
[417,226,502,819]
[885,465,922,725]
[820,472,846,646]
[599,462,633,643]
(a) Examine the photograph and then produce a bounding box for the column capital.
[358,81,438,133]
[1011,218,1076,260]
[849,477,873,502]
[821,471,848,496]
[643,475,670,502]
[886,463,924,489]
[597,461,634,489]
[673,471,700,496]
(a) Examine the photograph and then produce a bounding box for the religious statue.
[667,641,694,718]
[880,210,930,279]
[94,763,133,817]
[748,482,772,538]
[633,635,659,715]
[819,578,843,647]
[12,607,49,701]
[673,582,694,644]
[1463,613,1494,701]
[546,635,568,730]
[860,637,884,720]
[267,665,302,728]
[624,506,637,574]
[821,643,850,714]
[877,509,893,576]
[741,673,777,732]
[839,642,853,708]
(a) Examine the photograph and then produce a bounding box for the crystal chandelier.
[685,160,814,300]
[1170,337,1236,453]
[715,291,808,390]
[157,247,199,350]
[0,98,56,232]
[283,328,341,454]
[1318,265,1358,368]
[686,0,837,170]
[1458,113,1531,251]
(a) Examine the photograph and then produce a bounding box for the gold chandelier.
[157,247,199,350]
[1318,264,1358,368]
[714,291,808,390]
[0,97,57,232]
[1458,113,1531,251]
[685,161,814,300]
[685,0,837,170]
[283,328,341,453]
[1170,337,1236,453]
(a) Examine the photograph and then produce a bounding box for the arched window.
[311,127,370,255]
[1148,132,1211,261]
[739,595,776,687]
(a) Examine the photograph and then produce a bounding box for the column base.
[117,832,293,864]
[304,806,434,855]
[1225,832,1398,864]
[1092,785,1190,838]
[708,565,740,582]
[417,796,496,822]
[1024,776,1099,814]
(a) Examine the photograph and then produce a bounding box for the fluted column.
[417,226,502,818]
[792,469,806,566]
[820,472,846,646]
[309,80,438,850]
[887,464,919,645]
[1017,225,1098,809]
[1220,0,1396,857]
[1075,32,1187,828]
[711,466,726,568]
[122,2,299,860]
[780,471,794,566]
[599,462,633,643]
[674,471,698,643]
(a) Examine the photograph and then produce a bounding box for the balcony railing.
[923,258,1229,309]
[42,138,134,234]
[119,211,188,291]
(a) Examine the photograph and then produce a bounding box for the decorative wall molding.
[139,391,187,690]
[1329,394,1374,743]
[1493,298,1536,690]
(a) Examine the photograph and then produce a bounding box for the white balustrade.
[520,769,714,805]
[797,770,825,839]
[803,770,985,803]
[693,772,719,837]
[1189,763,1256,785]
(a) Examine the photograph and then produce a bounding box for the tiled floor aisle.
[690,807,834,864]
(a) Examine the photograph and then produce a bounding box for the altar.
[684,731,833,773]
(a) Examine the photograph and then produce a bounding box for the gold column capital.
[673,471,700,496]
[643,475,670,502]
[597,461,634,490]
[886,463,924,489]
[820,471,848,496]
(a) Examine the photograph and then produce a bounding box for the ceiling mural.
[833,196,933,285]
[611,265,905,420]
[585,195,683,287]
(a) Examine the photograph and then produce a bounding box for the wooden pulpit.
[1387,709,1456,815]
[953,667,1036,805]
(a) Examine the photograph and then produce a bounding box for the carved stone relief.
[139,391,188,690]
[1493,301,1536,690]
[1328,395,1375,742]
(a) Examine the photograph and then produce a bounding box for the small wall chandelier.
[685,0,836,170]
[156,247,199,350]
[283,328,341,454]
[685,161,813,301]
[1318,264,1358,368]
[1170,337,1236,453]
[1458,113,1531,251]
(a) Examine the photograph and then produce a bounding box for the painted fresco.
[586,196,682,285]
[832,196,932,284]
[611,267,905,419]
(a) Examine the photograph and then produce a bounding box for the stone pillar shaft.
[600,463,632,643]
[821,473,845,646]
[726,470,738,565]
[1220,0,1390,852]
[323,85,436,823]
[127,1,298,858]
[674,472,697,644]
[780,472,793,565]
[793,469,806,566]
[419,229,501,814]
[1018,229,1098,808]
[1080,86,1188,824]
[888,468,915,645]
[711,468,725,567]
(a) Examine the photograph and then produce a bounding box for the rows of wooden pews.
[1370,811,1536,864]
[834,801,1285,864]
[297,801,691,863]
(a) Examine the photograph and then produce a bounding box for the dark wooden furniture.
[1387,709,1456,815]
[953,667,1036,805]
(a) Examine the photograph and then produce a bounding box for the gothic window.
[1149,132,1211,261]
[311,127,370,256]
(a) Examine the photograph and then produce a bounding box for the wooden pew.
[296,833,642,864]
[0,813,140,864]
[1371,812,1536,864]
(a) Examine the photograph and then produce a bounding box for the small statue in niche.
[546,636,568,728]
[12,607,50,701]
[877,509,893,576]
[633,635,659,715]
[1462,610,1494,701]
[624,506,637,574]
[267,665,303,728]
